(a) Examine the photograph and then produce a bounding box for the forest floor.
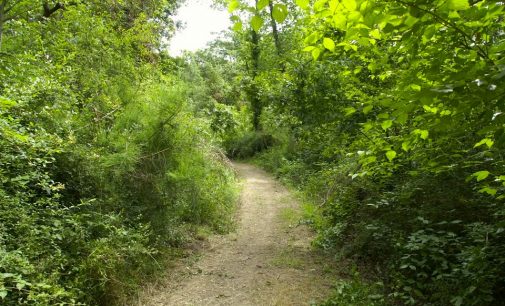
[134,162,337,306]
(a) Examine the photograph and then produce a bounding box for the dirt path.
[136,162,335,306]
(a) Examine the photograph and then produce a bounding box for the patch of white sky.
[169,0,232,56]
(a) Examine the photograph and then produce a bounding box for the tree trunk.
[248,0,262,131]
[268,1,281,56]
[0,0,5,51]
[0,21,4,52]
[250,27,261,130]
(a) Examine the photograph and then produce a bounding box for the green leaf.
[314,0,328,11]
[348,11,362,22]
[303,46,316,52]
[257,0,269,10]
[305,31,321,45]
[232,21,243,32]
[0,97,16,109]
[363,122,373,132]
[4,129,29,142]
[296,0,310,9]
[474,138,494,149]
[452,296,464,306]
[414,129,429,140]
[16,282,26,290]
[370,29,381,39]
[361,155,377,165]
[272,4,288,23]
[396,112,408,124]
[344,107,356,116]
[323,38,335,51]
[386,150,397,161]
[423,105,438,114]
[228,0,240,13]
[448,0,470,10]
[363,105,373,114]
[381,120,393,131]
[410,84,421,91]
[479,187,497,196]
[342,0,357,11]
[333,14,347,30]
[0,289,6,299]
[473,171,490,182]
[312,47,321,60]
[251,15,264,32]
[402,141,411,152]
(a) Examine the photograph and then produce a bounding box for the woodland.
[0,0,504,305]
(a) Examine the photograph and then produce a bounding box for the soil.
[134,162,336,306]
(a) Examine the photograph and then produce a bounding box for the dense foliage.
[0,1,238,304]
[3,0,505,304]
[223,0,505,304]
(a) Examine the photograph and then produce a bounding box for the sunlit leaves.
[228,0,240,13]
[323,37,335,51]
[232,21,243,31]
[474,138,494,149]
[344,106,356,116]
[361,155,377,165]
[447,0,470,11]
[473,171,490,182]
[342,0,357,11]
[296,0,310,9]
[410,84,421,92]
[272,4,288,23]
[369,29,381,39]
[363,104,373,114]
[0,97,17,109]
[251,15,264,32]
[305,31,320,45]
[228,0,289,34]
[414,129,429,140]
[244,0,505,302]
[423,105,438,114]
[386,150,397,161]
[381,120,393,131]
[402,141,411,152]
[479,187,497,196]
[333,14,347,30]
[257,0,269,10]
[314,0,329,12]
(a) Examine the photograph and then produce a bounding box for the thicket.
[224,0,505,305]
[0,1,237,304]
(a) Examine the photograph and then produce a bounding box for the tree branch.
[43,2,63,18]
[4,0,24,14]
[395,0,491,62]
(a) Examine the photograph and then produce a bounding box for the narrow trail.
[136,162,335,306]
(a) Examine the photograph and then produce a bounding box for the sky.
[169,0,232,56]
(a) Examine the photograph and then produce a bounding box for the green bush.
[322,272,386,306]
[225,131,278,159]
[0,79,238,305]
